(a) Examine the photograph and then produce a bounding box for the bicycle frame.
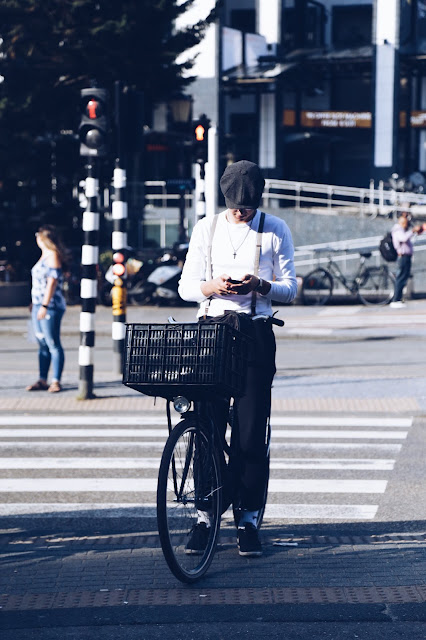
[323,254,370,294]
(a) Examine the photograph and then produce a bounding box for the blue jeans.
[393,254,412,302]
[32,305,65,381]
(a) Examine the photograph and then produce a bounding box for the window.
[230,9,256,34]
[332,5,373,48]
[283,3,326,51]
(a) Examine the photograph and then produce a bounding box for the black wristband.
[42,304,49,309]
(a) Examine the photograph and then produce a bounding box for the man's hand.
[229,274,272,296]
[227,274,259,295]
[201,274,237,297]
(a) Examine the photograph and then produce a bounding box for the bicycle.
[122,315,282,583]
[302,252,396,306]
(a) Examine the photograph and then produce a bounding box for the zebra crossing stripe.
[0,428,408,439]
[0,457,395,471]
[0,503,378,520]
[0,416,413,427]
[0,478,387,493]
[0,441,402,452]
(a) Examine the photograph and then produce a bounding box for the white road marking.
[0,478,387,494]
[0,458,162,469]
[273,430,406,440]
[0,457,395,471]
[0,441,402,452]
[0,428,408,439]
[263,503,378,520]
[269,458,394,471]
[0,502,378,520]
[0,416,412,428]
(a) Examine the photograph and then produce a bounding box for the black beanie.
[220,160,265,210]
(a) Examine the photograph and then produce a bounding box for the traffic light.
[111,251,127,281]
[79,88,109,157]
[192,114,210,163]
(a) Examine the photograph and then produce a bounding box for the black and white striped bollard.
[111,164,128,372]
[78,163,99,399]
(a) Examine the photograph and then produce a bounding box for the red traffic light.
[86,99,104,119]
[195,124,205,141]
[113,252,125,264]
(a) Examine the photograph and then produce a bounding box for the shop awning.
[222,62,297,85]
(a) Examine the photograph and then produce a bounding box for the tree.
[0,0,216,186]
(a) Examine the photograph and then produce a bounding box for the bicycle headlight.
[173,396,191,414]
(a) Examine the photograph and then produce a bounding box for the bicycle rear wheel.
[302,268,333,305]
[357,266,395,306]
[157,417,222,583]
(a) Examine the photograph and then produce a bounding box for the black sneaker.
[185,523,210,555]
[237,523,262,557]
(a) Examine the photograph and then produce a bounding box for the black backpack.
[379,232,398,262]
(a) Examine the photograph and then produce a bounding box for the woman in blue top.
[26,225,67,393]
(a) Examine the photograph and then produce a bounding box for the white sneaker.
[390,301,406,308]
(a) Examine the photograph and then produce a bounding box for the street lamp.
[169,95,193,127]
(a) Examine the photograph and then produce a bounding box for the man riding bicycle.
[178,160,297,557]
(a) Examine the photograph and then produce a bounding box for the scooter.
[128,244,189,306]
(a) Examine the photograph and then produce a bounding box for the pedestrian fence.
[141,179,426,219]
[262,179,426,219]
[294,235,426,271]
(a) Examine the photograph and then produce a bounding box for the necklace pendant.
[233,251,237,259]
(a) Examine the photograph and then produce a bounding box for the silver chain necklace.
[226,217,253,259]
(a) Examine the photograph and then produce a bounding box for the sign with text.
[283,109,426,129]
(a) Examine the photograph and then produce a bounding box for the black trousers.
[212,317,276,512]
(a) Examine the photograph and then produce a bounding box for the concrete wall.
[263,207,426,295]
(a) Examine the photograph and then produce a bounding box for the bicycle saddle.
[359,252,372,258]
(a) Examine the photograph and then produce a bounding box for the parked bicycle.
[302,252,395,306]
[122,316,282,583]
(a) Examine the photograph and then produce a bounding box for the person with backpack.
[390,211,425,308]
[178,160,297,557]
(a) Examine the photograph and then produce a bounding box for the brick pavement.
[0,527,425,613]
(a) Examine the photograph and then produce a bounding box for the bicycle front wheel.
[357,266,395,306]
[157,417,222,583]
[302,268,333,305]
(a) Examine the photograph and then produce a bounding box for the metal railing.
[140,179,426,219]
[294,234,426,272]
[262,179,426,219]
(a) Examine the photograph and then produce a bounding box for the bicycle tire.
[357,266,395,306]
[157,417,222,583]
[302,268,333,305]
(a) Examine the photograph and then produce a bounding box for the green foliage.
[0,0,216,182]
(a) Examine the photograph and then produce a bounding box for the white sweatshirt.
[178,209,297,317]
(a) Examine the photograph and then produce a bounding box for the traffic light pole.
[78,162,100,400]
[111,162,128,373]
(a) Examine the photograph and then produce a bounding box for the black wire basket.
[123,322,249,399]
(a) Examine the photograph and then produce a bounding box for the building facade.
[177,0,426,190]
